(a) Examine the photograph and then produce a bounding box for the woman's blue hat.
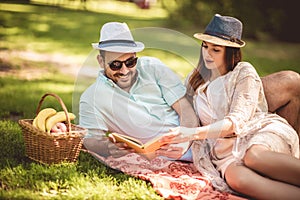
[194,14,246,48]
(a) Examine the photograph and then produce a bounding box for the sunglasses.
[108,57,138,71]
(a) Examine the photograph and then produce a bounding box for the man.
[80,22,300,160]
[80,22,199,160]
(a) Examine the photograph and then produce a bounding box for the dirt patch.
[0,50,82,80]
[0,58,14,72]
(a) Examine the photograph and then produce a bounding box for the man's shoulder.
[138,56,172,73]
[138,56,164,66]
[80,83,96,101]
[80,78,108,100]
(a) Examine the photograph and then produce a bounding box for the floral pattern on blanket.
[89,152,246,200]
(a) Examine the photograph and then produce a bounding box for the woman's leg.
[244,144,300,186]
[225,162,300,200]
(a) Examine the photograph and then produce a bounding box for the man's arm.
[171,95,199,127]
[83,129,110,157]
[155,95,198,160]
[83,129,131,158]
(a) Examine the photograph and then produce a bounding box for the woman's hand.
[155,143,187,159]
[159,126,199,144]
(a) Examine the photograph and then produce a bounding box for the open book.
[108,132,190,160]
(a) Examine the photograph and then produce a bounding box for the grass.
[0,76,165,199]
[0,1,299,199]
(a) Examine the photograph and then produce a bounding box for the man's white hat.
[92,22,145,53]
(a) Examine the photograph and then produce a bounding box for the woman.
[159,14,300,199]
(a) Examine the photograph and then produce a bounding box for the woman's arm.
[163,64,262,143]
[193,119,234,140]
[159,118,234,144]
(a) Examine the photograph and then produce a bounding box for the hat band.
[99,40,137,48]
[205,32,244,45]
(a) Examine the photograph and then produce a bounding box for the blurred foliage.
[166,0,300,42]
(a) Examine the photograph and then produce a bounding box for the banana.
[45,111,76,133]
[35,108,57,132]
[32,117,38,128]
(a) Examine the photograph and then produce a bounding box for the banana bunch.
[33,108,76,133]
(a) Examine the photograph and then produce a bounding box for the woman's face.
[202,41,227,76]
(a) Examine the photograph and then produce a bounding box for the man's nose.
[119,63,130,74]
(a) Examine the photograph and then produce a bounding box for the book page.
[110,133,144,149]
[109,132,191,160]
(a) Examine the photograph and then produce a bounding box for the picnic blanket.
[85,150,247,200]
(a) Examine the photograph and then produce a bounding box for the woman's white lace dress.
[191,62,299,192]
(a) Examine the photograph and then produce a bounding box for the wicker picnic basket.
[18,93,87,165]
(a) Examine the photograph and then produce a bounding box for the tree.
[167,0,299,42]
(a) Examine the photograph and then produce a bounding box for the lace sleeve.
[225,64,262,135]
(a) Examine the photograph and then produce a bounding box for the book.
[108,132,190,160]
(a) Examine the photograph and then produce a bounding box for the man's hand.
[155,143,184,159]
[155,140,192,160]
[83,134,134,158]
[107,141,134,158]
[107,134,136,158]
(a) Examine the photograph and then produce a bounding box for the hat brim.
[91,41,145,53]
[194,33,245,48]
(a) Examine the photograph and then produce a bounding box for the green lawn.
[0,1,299,199]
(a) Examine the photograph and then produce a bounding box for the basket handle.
[36,93,71,132]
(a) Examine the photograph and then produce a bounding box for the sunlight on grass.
[0,3,37,13]
[26,40,66,53]
[0,76,76,119]
[0,152,162,199]
[0,81,74,95]
[0,27,21,35]
[37,82,75,93]
[31,23,50,32]
[32,0,168,19]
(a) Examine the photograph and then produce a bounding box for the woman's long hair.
[186,43,242,98]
